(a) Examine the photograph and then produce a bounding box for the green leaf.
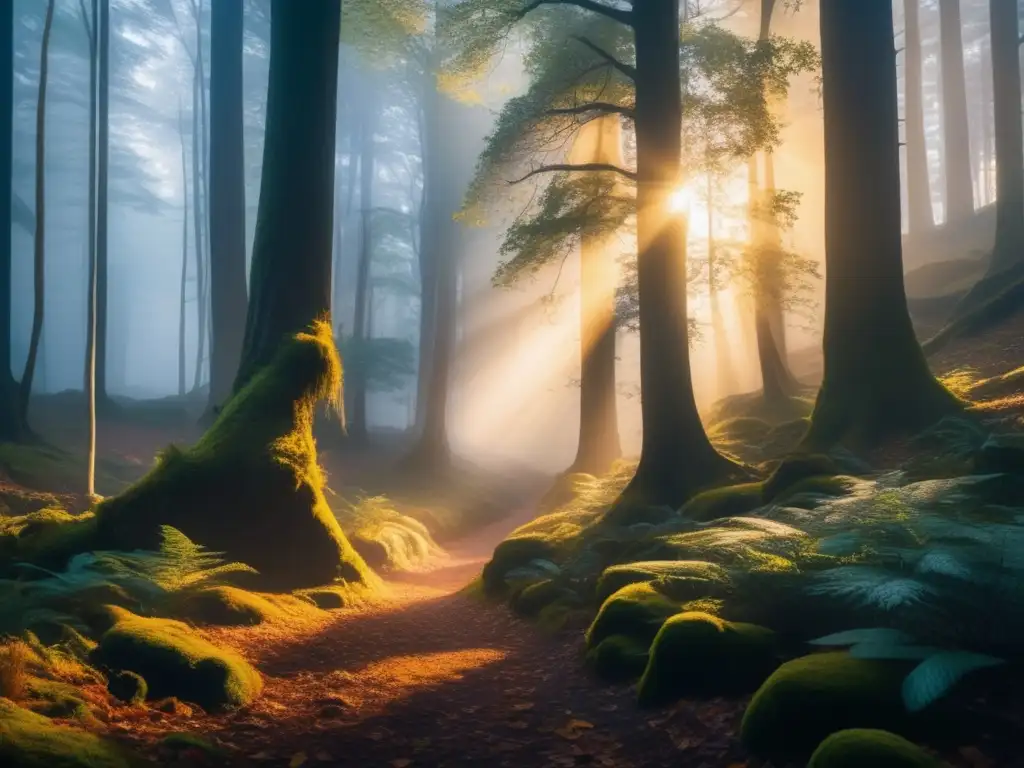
[808,628,915,647]
[901,652,1004,712]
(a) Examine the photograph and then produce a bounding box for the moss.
[772,474,857,505]
[585,582,679,650]
[158,732,228,760]
[0,698,134,768]
[740,652,912,763]
[0,509,99,571]
[680,482,765,522]
[595,561,731,605]
[511,579,565,618]
[636,612,777,707]
[91,608,262,711]
[295,586,350,610]
[761,454,838,503]
[808,729,941,768]
[91,322,373,590]
[24,678,97,721]
[481,536,559,594]
[175,586,319,627]
[107,671,147,705]
[586,634,650,683]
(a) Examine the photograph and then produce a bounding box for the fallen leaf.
[289,754,308,768]
[512,702,535,711]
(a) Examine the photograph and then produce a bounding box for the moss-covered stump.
[637,612,777,706]
[740,652,913,763]
[761,453,839,503]
[107,671,147,705]
[808,729,942,768]
[91,608,262,711]
[586,634,650,683]
[595,561,730,605]
[91,322,372,590]
[585,583,678,650]
[0,698,135,768]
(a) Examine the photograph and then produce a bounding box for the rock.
[585,582,679,651]
[586,634,650,683]
[975,433,1024,474]
[107,670,147,705]
[808,729,942,768]
[595,560,730,605]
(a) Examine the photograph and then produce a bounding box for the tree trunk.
[96,0,110,407]
[621,0,738,507]
[178,102,189,398]
[84,0,99,496]
[19,0,56,419]
[0,2,25,440]
[567,115,621,475]
[979,41,992,206]
[191,63,207,392]
[348,95,374,445]
[412,89,436,439]
[985,0,1024,275]
[205,0,248,418]
[938,0,974,223]
[903,0,933,234]
[707,173,736,397]
[233,0,342,393]
[806,0,959,449]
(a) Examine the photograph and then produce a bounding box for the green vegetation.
[91,607,262,711]
[586,634,650,683]
[0,698,133,768]
[637,612,777,706]
[174,586,320,627]
[808,729,942,768]
[585,583,678,650]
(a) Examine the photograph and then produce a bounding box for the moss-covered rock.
[680,483,764,522]
[91,322,373,590]
[772,474,857,507]
[586,634,650,683]
[0,698,134,768]
[511,579,566,618]
[740,652,911,763]
[176,586,319,627]
[595,561,731,605]
[24,678,98,722]
[637,612,777,707]
[481,536,559,594]
[808,729,942,768]
[585,582,678,650]
[157,733,228,762]
[91,608,262,711]
[761,453,839,503]
[0,508,99,571]
[107,671,147,705]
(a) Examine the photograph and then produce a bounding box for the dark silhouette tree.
[206,0,248,418]
[805,0,960,449]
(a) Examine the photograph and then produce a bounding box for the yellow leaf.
[289,753,308,768]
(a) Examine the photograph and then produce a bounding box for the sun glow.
[667,185,694,215]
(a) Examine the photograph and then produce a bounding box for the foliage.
[0,698,133,768]
[337,336,416,394]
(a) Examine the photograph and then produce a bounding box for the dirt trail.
[119,508,747,768]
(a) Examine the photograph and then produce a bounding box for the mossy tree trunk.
[984,0,1024,275]
[938,0,974,224]
[0,2,25,441]
[903,0,934,235]
[568,116,621,475]
[805,0,960,450]
[621,0,739,507]
[206,0,248,420]
[96,0,111,410]
[233,0,342,393]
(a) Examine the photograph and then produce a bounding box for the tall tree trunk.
[568,115,621,475]
[178,102,189,398]
[19,0,56,418]
[621,0,738,507]
[806,0,959,449]
[83,0,99,495]
[412,89,436,439]
[205,0,248,418]
[191,63,207,392]
[985,0,1024,275]
[979,41,992,206]
[348,96,374,445]
[938,0,974,223]
[233,0,342,393]
[0,2,25,439]
[96,0,110,407]
[707,172,736,397]
[903,0,933,234]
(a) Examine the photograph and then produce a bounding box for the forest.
[0,0,1023,766]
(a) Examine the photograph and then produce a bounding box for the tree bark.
[233,0,342,393]
[191,62,207,392]
[567,115,621,475]
[621,0,738,507]
[205,0,248,418]
[0,2,25,440]
[83,0,99,495]
[20,0,56,419]
[806,0,959,449]
[178,102,189,398]
[96,0,110,407]
[347,93,374,445]
[903,0,934,234]
[938,0,974,223]
[412,81,436,439]
[985,0,1024,275]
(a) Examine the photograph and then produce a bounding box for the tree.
[206,0,248,419]
[805,0,959,449]
[96,0,111,409]
[938,0,974,223]
[178,100,190,399]
[80,0,99,497]
[233,0,344,391]
[902,0,933,235]
[19,0,56,421]
[0,2,25,440]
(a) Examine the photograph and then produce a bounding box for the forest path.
[131,504,748,768]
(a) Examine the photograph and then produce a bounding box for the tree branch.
[515,0,632,27]
[508,163,638,184]
[571,35,636,80]
[546,102,635,120]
